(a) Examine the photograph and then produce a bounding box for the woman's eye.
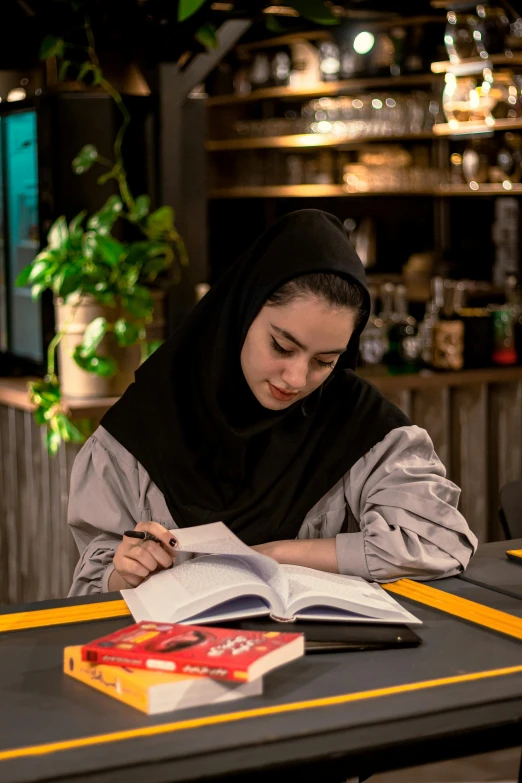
[271,338,292,356]
[317,358,336,369]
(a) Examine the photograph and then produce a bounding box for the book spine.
[64,648,149,713]
[81,648,247,682]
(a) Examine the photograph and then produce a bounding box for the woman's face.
[240,294,356,410]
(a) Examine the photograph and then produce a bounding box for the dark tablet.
[229,618,423,652]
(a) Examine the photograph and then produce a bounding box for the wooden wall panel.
[0,409,81,605]
[450,384,489,543]
[487,381,522,540]
[411,387,451,475]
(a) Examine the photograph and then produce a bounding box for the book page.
[283,565,421,624]
[170,522,289,606]
[122,554,284,624]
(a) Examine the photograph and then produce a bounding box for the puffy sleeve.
[67,426,175,596]
[336,425,478,582]
[67,429,144,596]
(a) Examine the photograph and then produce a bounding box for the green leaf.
[15,264,34,287]
[55,413,86,444]
[146,206,174,238]
[143,340,164,361]
[45,428,62,456]
[72,347,118,377]
[72,144,98,175]
[47,216,68,251]
[129,194,150,222]
[33,407,47,426]
[40,35,65,60]
[142,244,174,279]
[31,283,47,300]
[196,23,218,50]
[290,0,339,24]
[178,0,206,22]
[82,231,97,261]
[53,265,82,299]
[122,286,153,319]
[87,196,123,234]
[27,259,53,285]
[69,210,87,238]
[96,235,124,265]
[79,317,108,356]
[89,355,118,377]
[58,59,71,81]
[114,318,140,347]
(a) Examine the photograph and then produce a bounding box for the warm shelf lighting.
[7,88,26,102]
[263,5,299,15]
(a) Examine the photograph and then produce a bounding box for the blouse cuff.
[336,532,372,580]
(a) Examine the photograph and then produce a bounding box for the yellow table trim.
[384,579,522,639]
[0,600,131,633]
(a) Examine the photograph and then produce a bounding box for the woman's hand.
[109,521,177,590]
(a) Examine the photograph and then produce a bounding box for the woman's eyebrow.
[270,324,346,355]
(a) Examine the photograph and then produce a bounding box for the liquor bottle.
[491,273,518,365]
[318,41,341,82]
[358,286,388,371]
[386,284,422,374]
[418,276,444,366]
[378,282,396,328]
[250,53,271,90]
[270,46,292,87]
[431,280,465,371]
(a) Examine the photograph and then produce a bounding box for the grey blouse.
[67,424,478,596]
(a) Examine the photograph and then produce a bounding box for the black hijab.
[102,209,409,544]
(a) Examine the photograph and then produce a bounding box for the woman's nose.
[281,358,308,390]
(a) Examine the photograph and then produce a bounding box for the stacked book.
[64,621,304,715]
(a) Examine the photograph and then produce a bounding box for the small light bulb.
[7,88,26,102]
[353,31,375,55]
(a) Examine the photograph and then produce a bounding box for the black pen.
[124,530,177,547]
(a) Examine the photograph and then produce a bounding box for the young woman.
[68,209,477,596]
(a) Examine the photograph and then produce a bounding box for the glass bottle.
[318,41,341,82]
[431,280,465,371]
[270,47,292,87]
[491,273,518,365]
[386,284,422,374]
[418,277,445,367]
[359,286,388,371]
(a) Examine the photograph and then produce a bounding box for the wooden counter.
[1,367,521,605]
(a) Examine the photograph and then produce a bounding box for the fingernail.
[169,538,177,548]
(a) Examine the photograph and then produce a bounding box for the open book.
[121,522,421,627]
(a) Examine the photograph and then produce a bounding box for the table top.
[1,542,522,783]
[459,537,522,599]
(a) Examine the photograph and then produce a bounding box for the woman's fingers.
[126,545,158,574]
[135,520,178,550]
[142,540,174,569]
[113,521,177,589]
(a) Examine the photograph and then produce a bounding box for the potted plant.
[16,19,187,454]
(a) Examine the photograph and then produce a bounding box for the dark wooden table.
[1,541,522,783]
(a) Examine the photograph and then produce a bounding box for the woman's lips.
[268,382,298,401]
